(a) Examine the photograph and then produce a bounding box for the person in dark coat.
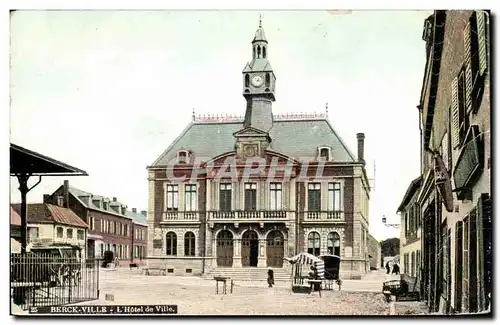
[392,263,400,275]
[385,261,391,274]
[267,268,274,288]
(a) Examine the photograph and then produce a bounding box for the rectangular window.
[100,219,104,233]
[269,182,283,210]
[308,183,321,211]
[244,183,257,211]
[124,224,128,237]
[67,228,73,239]
[327,182,341,211]
[77,229,84,240]
[166,184,179,211]
[185,184,197,211]
[219,183,232,211]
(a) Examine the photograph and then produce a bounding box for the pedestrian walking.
[267,268,274,288]
[385,261,391,274]
[392,263,400,275]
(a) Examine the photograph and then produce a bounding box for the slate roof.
[253,27,267,43]
[396,176,422,213]
[126,210,148,226]
[68,187,133,220]
[151,118,356,167]
[243,58,273,72]
[11,203,88,228]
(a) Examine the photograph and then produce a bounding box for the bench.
[143,261,167,276]
[214,276,233,294]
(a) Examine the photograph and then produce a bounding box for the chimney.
[141,210,147,217]
[43,194,50,203]
[112,197,117,202]
[356,133,365,164]
[132,208,137,213]
[63,180,69,208]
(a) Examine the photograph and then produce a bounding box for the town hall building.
[146,21,372,279]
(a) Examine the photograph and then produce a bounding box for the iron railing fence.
[10,253,99,311]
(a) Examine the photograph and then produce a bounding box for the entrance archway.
[241,230,259,267]
[266,230,284,267]
[216,230,234,267]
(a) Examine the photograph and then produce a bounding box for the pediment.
[233,126,269,138]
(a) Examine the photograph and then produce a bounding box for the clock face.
[251,75,264,87]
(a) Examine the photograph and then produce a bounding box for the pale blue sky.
[9,10,432,241]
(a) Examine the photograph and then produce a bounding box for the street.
[68,268,404,315]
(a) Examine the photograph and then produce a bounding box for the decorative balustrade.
[162,211,200,222]
[303,211,344,222]
[207,210,287,220]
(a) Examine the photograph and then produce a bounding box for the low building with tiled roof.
[146,21,372,279]
[47,180,148,266]
[11,203,88,255]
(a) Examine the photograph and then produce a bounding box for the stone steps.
[204,267,292,282]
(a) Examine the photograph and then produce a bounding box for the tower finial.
[325,102,329,117]
[259,14,262,28]
[192,108,196,121]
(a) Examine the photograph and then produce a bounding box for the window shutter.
[464,22,471,63]
[451,76,460,148]
[465,62,473,113]
[477,11,488,75]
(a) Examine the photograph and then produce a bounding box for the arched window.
[253,47,256,59]
[245,74,250,87]
[166,232,177,256]
[184,232,195,256]
[263,46,267,58]
[327,232,341,256]
[257,46,261,58]
[308,232,321,256]
[265,73,270,87]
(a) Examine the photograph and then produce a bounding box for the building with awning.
[10,143,88,254]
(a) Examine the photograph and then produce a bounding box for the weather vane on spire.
[259,14,262,28]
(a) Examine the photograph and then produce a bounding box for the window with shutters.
[464,11,489,114]
[452,71,470,150]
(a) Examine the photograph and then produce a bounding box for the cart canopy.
[285,252,325,279]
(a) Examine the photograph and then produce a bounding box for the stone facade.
[146,21,372,280]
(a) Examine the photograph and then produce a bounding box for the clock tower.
[242,18,276,132]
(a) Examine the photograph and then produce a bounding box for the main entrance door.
[241,230,259,267]
[217,230,234,267]
[266,230,284,267]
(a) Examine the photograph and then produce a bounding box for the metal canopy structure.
[10,143,88,254]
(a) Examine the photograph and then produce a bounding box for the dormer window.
[177,150,190,164]
[318,147,331,161]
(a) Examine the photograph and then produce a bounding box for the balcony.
[161,211,200,224]
[302,211,344,223]
[207,210,288,221]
